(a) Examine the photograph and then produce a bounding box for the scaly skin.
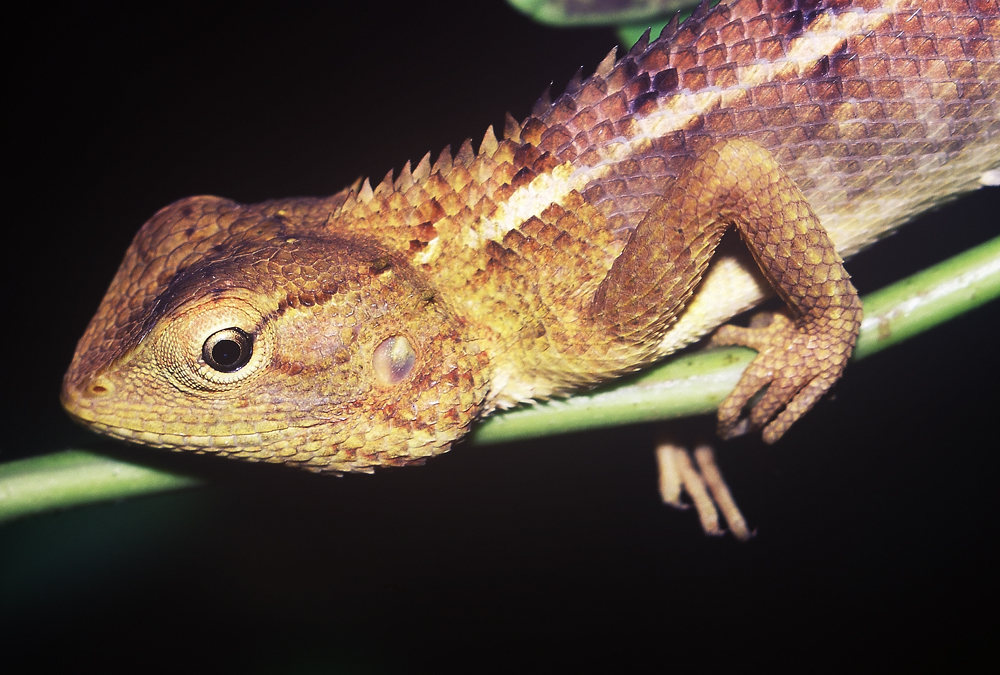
[62,0,999,472]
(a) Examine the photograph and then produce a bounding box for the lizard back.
[327,0,1000,402]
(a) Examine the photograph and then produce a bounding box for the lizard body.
[62,0,999,472]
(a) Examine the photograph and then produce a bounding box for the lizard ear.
[372,335,417,386]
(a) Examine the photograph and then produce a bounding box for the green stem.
[2,236,999,523]
[0,450,198,522]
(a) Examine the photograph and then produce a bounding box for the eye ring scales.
[202,327,254,373]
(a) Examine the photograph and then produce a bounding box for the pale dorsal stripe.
[412,0,901,266]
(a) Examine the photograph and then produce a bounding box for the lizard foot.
[711,309,858,443]
[656,441,752,541]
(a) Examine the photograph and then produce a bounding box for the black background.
[4,1,998,669]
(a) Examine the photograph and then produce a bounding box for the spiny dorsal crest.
[336,0,740,216]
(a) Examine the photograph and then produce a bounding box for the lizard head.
[62,195,489,472]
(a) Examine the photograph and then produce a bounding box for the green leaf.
[506,0,696,27]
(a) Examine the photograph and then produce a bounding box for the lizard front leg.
[592,138,863,443]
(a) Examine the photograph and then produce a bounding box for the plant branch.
[2,235,998,523]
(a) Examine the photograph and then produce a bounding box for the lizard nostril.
[83,377,114,398]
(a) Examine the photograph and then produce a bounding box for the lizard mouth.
[59,371,321,455]
[59,369,200,449]
[60,379,186,449]
[59,376,383,473]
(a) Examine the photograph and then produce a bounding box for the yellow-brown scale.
[62,0,999,472]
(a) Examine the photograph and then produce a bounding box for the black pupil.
[212,339,242,367]
[203,328,253,373]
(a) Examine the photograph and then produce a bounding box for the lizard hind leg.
[656,441,752,541]
[591,138,863,443]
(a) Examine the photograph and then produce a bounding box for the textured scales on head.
[60,190,495,472]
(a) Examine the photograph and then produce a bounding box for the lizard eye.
[203,327,254,372]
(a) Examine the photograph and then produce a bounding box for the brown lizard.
[62,0,999,505]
